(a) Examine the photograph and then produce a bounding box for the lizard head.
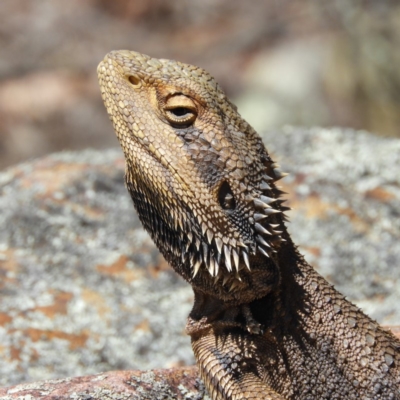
[98,50,290,303]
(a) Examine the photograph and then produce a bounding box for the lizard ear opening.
[218,181,236,211]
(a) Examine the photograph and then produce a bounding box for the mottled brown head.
[98,50,289,302]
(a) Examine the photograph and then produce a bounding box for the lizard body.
[98,50,400,399]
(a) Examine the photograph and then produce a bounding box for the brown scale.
[98,50,400,400]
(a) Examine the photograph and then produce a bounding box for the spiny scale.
[258,246,270,258]
[255,223,272,236]
[232,249,240,272]
[254,213,268,221]
[185,174,290,280]
[215,237,223,254]
[224,245,232,272]
[242,251,251,271]
[193,259,201,278]
[260,195,277,204]
[206,229,213,245]
[188,196,284,280]
[256,235,271,249]
[260,181,271,190]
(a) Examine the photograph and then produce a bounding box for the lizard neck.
[251,235,400,397]
[231,232,314,334]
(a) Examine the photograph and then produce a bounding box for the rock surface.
[0,367,207,400]
[0,127,399,389]
[0,149,194,387]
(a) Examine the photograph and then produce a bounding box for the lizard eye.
[164,95,197,127]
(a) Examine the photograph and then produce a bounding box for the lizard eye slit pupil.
[128,75,140,86]
[218,181,236,210]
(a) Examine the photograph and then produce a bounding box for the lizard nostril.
[218,181,236,210]
[128,75,140,86]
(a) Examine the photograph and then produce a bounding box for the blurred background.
[1,0,400,170]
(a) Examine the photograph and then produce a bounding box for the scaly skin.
[98,50,400,400]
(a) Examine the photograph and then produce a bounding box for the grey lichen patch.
[68,388,132,400]
[6,377,71,394]
[129,373,175,399]
[116,369,207,400]
[91,374,108,382]
[178,380,211,400]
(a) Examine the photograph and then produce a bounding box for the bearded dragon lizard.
[97,50,400,400]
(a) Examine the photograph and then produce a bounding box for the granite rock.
[0,127,399,389]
